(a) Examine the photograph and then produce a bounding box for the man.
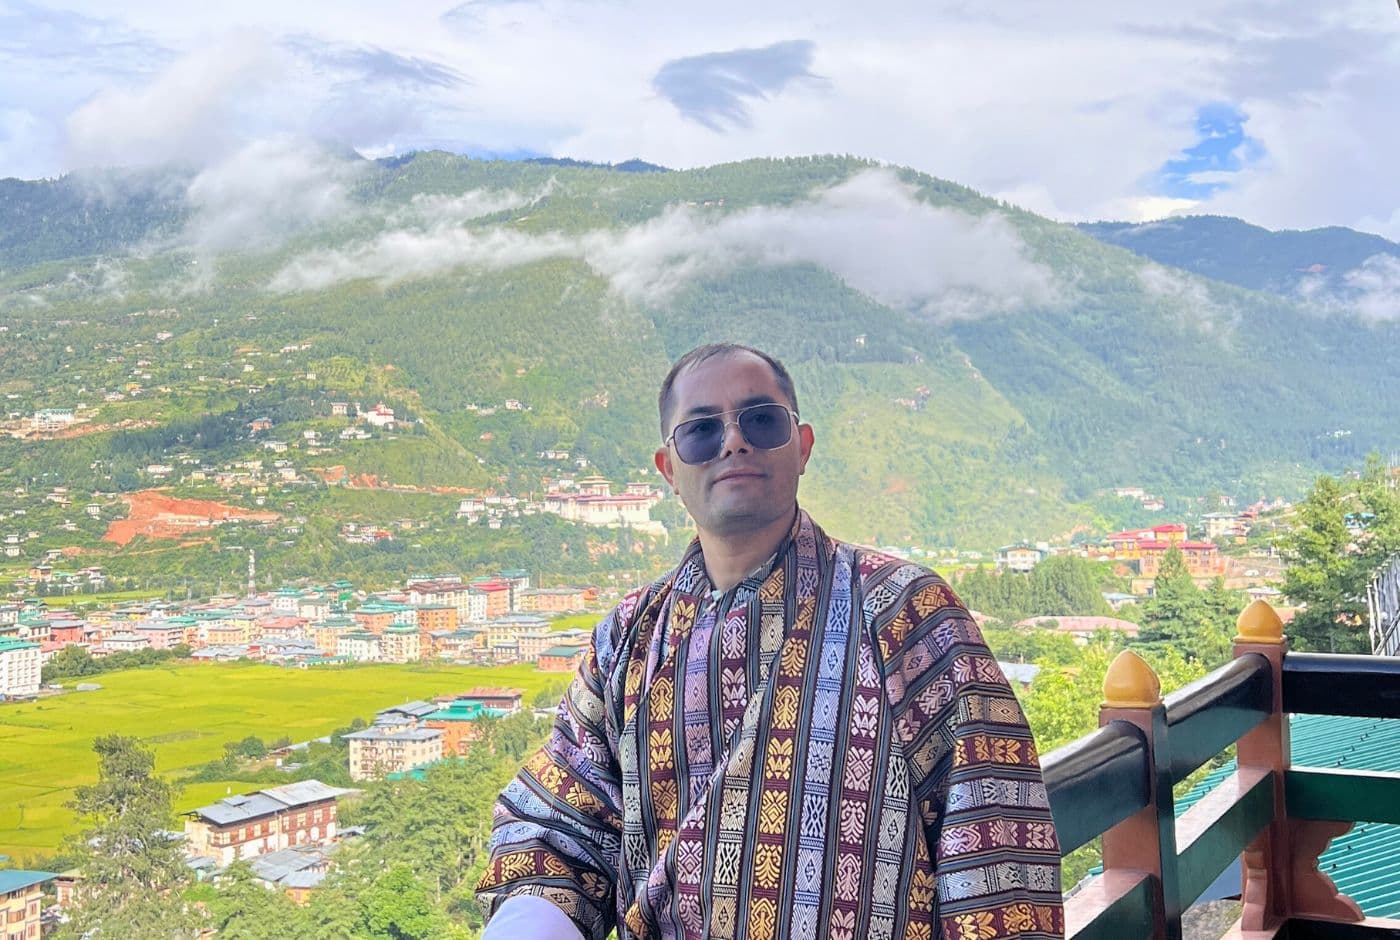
[477,343,1063,939]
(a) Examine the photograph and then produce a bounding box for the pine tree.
[57,735,200,938]
[1281,460,1400,652]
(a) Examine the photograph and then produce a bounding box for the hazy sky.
[4,0,1399,236]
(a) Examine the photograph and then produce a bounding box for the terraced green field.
[0,660,558,863]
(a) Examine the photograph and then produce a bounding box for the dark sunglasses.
[665,402,799,465]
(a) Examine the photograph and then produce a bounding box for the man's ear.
[797,424,815,475]
[654,446,675,489]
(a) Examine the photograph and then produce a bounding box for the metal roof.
[377,700,437,719]
[342,726,442,742]
[1175,713,1400,917]
[258,780,353,806]
[187,779,350,825]
[247,845,331,887]
[189,793,287,825]
[0,870,57,893]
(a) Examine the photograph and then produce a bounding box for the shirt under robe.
[477,510,1063,939]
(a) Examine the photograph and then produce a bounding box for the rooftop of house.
[0,870,57,894]
[246,843,335,889]
[186,779,353,826]
[428,698,514,720]
[342,726,443,743]
[459,686,525,699]
[540,644,588,658]
[376,700,437,719]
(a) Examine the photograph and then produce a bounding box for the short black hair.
[657,343,798,438]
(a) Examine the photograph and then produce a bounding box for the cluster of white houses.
[343,689,526,781]
[456,475,665,535]
[0,571,597,699]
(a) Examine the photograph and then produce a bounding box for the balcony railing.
[1044,600,1400,940]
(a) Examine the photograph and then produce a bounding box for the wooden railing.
[1042,600,1400,940]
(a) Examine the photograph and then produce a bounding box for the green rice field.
[0,660,558,863]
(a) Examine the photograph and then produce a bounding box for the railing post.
[1233,599,1362,931]
[1099,650,1179,940]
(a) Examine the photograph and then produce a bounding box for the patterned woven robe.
[478,511,1063,939]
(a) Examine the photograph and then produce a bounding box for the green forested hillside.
[2,152,1397,560]
[1079,215,1400,297]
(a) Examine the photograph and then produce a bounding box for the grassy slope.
[0,660,559,862]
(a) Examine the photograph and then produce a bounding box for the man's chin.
[703,504,788,538]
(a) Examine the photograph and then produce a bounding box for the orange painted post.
[1232,600,1362,931]
[1099,650,1178,940]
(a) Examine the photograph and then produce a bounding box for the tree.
[57,735,200,938]
[205,862,313,938]
[361,866,450,939]
[1281,461,1400,652]
[41,644,99,681]
[1137,548,1236,667]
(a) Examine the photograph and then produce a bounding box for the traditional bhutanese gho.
[478,510,1063,939]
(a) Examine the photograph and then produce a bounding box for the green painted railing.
[1040,601,1400,940]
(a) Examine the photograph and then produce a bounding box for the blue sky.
[1158,104,1266,200]
[2,0,1398,236]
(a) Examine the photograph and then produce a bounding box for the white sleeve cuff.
[481,894,586,940]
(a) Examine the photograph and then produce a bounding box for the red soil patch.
[310,465,471,496]
[103,490,279,547]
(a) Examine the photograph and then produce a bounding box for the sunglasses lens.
[738,404,793,450]
[673,416,724,464]
[671,404,794,464]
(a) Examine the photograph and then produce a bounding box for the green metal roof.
[1176,713,1400,918]
[0,637,40,653]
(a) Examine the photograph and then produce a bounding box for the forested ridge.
[3,151,1398,553]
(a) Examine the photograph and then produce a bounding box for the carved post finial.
[1101,649,1162,709]
[1236,599,1285,644]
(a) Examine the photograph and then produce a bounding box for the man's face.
[654,351,814,539]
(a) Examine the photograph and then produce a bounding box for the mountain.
[1078,215,1400,297]
[1,151,1397,583]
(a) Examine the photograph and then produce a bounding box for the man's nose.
[719,419,749,455]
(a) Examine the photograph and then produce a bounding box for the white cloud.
[180,138,362,253]
[1345,256,1400,322]
[1300,254,1400,323]
[65,30,292,170]
[398,180,551,226]
[3,0,1393,239]
[271,168,1058,319]
[1136,261,1235,332]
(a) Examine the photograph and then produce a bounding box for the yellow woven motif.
[652,778,678,820]
[1003,903,1037,932]
[772,685,800,728]
[758,789,788,834]
[749,896,777,940]
[912,582,951,617]
[779,639,808,678]
[499,851,535,879]
[909,867,937,911]
[649,728,675,771]
[759,567,785,601]
[763,736,794,780]
[649,676,674,722]
[954,910,997,940]
[625,657,644,699]
[889,608,913,646]
[671,596,697,635]
[753,842,783,889]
